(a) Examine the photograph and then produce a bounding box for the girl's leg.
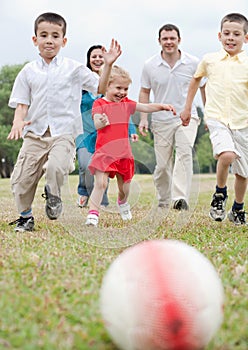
[89,170,109,211]
[116,174,130,203]
[116,174,132,220]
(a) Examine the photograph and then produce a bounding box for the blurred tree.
[0,64,25,177]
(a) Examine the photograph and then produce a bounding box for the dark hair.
[86,45,103,70]
[158,24,180,39]
[34,12,67,36]
[221,13,248,34]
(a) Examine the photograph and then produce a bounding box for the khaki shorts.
[207,120,248,178]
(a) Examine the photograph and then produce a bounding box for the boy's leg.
[11,133,48,215]
[228,174,248,225]
[10,133,49,231]
[207,121,238,221]
[45,135,75,196]
[234,174,247,204]
[44,135,75,219]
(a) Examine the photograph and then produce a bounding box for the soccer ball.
[100,239,224,350]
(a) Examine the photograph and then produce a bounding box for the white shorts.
[207,120,248,178]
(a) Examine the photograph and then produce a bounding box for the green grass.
[0,174,247,350]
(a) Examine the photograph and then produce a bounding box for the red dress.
[88,97,136,182]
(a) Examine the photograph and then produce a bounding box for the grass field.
[0,174,247,350]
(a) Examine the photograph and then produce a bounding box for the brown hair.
[158,24,181,39]
[221,13,248,34]
[34,12,67,36]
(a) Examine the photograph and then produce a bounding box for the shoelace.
[42,192,61,206]
[233,210,246,224]
[212,196,224,210]
[9,217,30,226]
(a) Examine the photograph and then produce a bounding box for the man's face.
[159,29,180,55]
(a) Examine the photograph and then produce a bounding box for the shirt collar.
[38,54,62,67]
[219,48,247,62]
[157,49,187,66]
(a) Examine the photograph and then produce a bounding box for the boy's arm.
[7,103,30,140]
[138,87,150,136]
[98,39,122,94]
[180,77,202,126]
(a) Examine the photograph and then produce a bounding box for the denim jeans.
[77,147,109,206]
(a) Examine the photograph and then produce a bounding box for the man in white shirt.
[8,12,121,231]
[139,23,205,210]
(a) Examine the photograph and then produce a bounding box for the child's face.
[32,21,67,63]
[105,76,130,102]
[218,21,248,56]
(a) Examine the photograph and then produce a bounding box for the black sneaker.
[209,193,227,222]
[228,209,247,225]
[173,199,189,211]
[42,185,62,220]
[9,216,35,232]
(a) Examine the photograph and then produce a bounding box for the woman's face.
[89,48,104,74]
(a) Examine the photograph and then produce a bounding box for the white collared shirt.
[140,50,200,123]
[9,55,99,138]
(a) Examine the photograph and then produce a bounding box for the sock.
[118,198,126,205]
[88,210,99,216]
[232,201,244,212]
[216,185,227,198]
[20,209,32,218]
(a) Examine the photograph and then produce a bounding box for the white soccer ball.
[100,239,224,350]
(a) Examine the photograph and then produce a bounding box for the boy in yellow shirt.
[181,13,248,225]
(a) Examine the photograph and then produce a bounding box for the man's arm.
[138,87,150,136]
[98,39,122,94]
[180,77,202,126]
[7,103,30,140]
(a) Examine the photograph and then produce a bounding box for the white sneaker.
[85,214,99,227]
[77,195,88,208]
[118,202,132,221]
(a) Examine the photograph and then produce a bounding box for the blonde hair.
[108,65,132,85]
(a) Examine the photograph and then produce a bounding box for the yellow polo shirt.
[194,49,248,130]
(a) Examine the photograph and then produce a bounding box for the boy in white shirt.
[8,12,121,231]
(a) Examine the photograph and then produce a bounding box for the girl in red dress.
[86,66,176,226]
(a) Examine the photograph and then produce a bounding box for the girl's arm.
[136,102,176,115]
[93,113,110,130]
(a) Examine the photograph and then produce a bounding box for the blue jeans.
[77,147,109,206]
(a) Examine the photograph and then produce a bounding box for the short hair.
[86,45,103,70]
[109,65,132,85]
[221,13,248,34]
[34,12,67,36]
[158,24,181,39]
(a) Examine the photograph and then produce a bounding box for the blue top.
[75,90,137,153]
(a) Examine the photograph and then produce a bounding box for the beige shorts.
[207,120,248,178]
